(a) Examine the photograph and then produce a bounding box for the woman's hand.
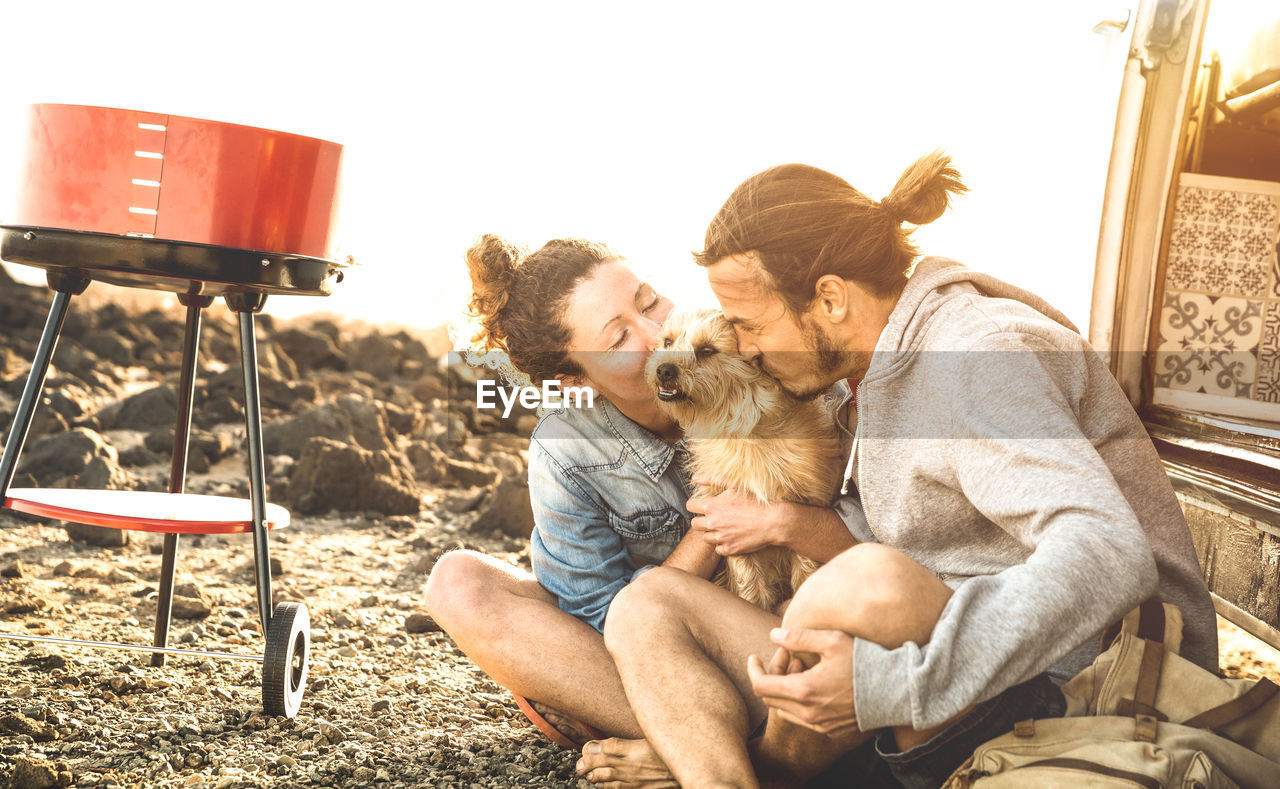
[687,475,793,556]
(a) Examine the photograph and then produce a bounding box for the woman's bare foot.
[529,700,597,747]
[575,737,678,788]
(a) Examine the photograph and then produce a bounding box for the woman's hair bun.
[880,150,967,226]
[465,234,526,351]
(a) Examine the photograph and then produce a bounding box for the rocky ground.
[0,266,586,788]
[2,265,1280,788]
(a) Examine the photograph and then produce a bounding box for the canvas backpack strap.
[1128,637,1166,742]
[1101,598,1167,651]
[1182,677,1280,732]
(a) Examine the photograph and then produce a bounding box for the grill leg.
[235,307,273,637]
[152,295,211,667]
[0,274,88,500]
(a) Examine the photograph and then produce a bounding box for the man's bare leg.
[756,541,965,780]
[604,566,785,789]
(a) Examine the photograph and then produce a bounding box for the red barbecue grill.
[0,103,347,718]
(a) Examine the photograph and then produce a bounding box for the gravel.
[1,508,589,788]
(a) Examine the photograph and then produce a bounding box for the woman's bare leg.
[424,550,676,788]
[424,549,641,738]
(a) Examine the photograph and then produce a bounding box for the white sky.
[0,0,1137,333]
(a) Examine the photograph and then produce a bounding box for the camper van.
[1093,1,1280,648]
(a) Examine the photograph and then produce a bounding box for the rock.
[52,560,75,576]
[286,436,420,515]
[335,395,394,454]
[371,699,392,713]
[381,401,424,437]
[439,487,486,513]
[349,333,403,379]
[406,440,448,484]
[0,712,58,742]
[487,451,526,479]
[404,611,440,634]
[64,523,129,547]
[262,396,392,459]
[82,331,135,366]
[202,367,309,412]
[44,387,93,424]
[272,327,346,371]
[114,385,178,430]
[409,551,439,574]
[105,567,137,584]
[17,426,117,481]
[196,394,244,427]
[29,405,69,439]
[144,427,234,472]
[444,458,500,488]
[262,402,350,458]
[10,754,69,788]
[1,560,25,578]
[336,645,358,658]
[259,341,299,381]
[117,442,159,467]
[516,414,540,435]
[471,476,536,538]
[411,373,447,403]
[2,588,49,614]
[75,455,132,490]
[170,581,213,619]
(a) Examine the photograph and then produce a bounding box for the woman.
[423,234,861,785]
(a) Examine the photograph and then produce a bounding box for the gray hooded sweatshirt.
[846,258,1218,732]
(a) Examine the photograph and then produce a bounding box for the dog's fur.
[644,308,844,611]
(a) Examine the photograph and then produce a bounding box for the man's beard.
[776,317,858,401]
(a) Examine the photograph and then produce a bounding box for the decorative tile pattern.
[1155,174,1280,417]
[1155,292,1262,397]
[1259,302,1280,404]
[1165,185,1277,298]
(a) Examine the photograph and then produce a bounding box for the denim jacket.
[528,389,874,632]
[528,397,694,632]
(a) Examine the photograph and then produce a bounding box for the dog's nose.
[656,363,677,383]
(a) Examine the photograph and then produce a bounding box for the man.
[597,155,1217,788]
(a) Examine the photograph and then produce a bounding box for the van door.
[1093,0,1280,648]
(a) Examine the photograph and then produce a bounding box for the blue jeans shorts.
[806,673,1067,789]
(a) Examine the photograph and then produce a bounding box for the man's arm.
[687,479,860,563]
[852,331,1159,731]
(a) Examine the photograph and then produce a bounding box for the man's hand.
[747,627,859,737]
[687,475,791,556]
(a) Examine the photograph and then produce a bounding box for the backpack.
[942,600,1280,788]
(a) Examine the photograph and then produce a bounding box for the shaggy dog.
[644,308,844,611]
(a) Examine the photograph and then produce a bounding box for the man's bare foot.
[575,737,677,788]
[749,709,872,787]
[529,700,597,747]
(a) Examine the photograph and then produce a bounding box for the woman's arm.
[528,445,644,632]
[660,526,720,579]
